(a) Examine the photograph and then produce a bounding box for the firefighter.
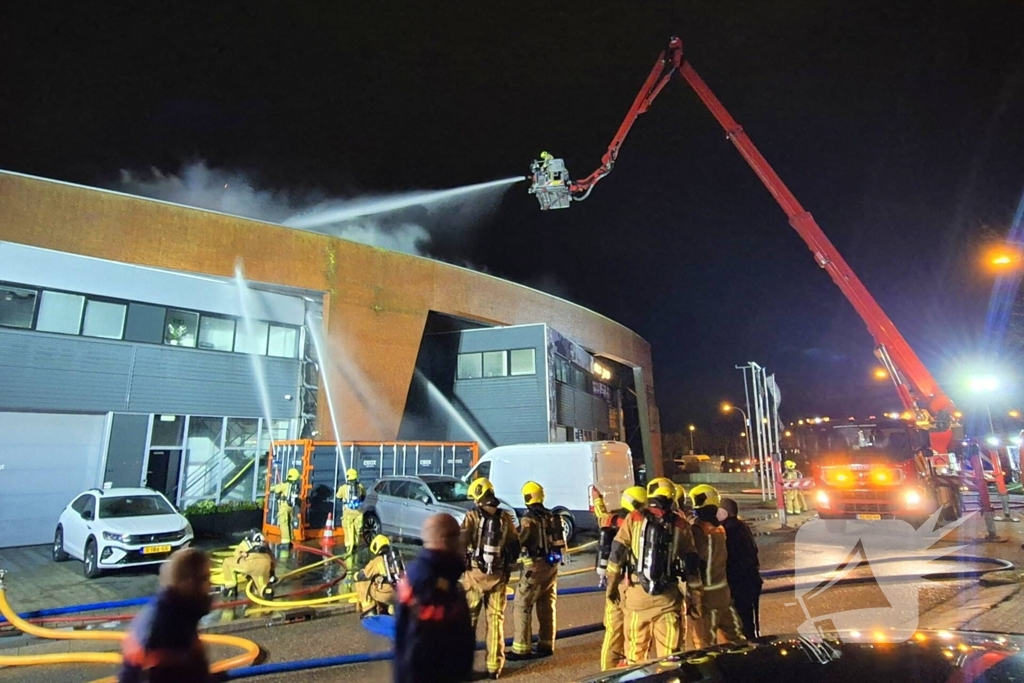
[461,477,519,679]
[270,468,301,547]
[606,477,699,665]
[220,530,275,599]
[355,534,405,617]
[687,484,746,647]
[510,481,567,661]
[336,468,367,559]
[597,485,647,670]
[782,460,807,514]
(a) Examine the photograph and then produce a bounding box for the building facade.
[0,170,662,547]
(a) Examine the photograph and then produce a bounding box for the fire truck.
[527,36,988,522]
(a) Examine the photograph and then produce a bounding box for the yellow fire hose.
[0,582,260,679]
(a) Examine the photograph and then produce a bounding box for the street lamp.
[688,424,696,454]
[1009,409,1021,419]
[873,368,889,380]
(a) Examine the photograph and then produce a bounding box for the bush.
[183,499,264,517]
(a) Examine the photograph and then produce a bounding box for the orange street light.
[873,368,889,380]
[1010,410,1021,419]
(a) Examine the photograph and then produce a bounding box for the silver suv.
[363,475,518,542]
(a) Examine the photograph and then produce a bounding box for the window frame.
[197,313,237,352]
[268,324,299,359]
[509,348,537,376]
[456,352,483,380]
[81,297,128,340]
[0,282,40,330]
[482,350,508,378]
[163,308,201,348]
[35,289,87,335]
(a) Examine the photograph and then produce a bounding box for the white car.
[53,487,194,578]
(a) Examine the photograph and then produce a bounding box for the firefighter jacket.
[336,482,367,509]
[606,505,698,592]
[519,503,566,567]
[460,501,518,586]
[271,480,298,506]
[593,491,616,529]
[689,516,731,602]
[357,554,398,586]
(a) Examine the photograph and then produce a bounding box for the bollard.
[971,450,999,541]
[771,454,788,529]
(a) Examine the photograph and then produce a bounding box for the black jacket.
[393,548,474,683]
[721,516,763,592]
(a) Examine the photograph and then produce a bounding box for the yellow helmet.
[620,486,647,513]
[286,468,300,482]
[689,484,721,509]
[540,150,554,161]
[646,477,675,500]
[785,460,796,470]
[369,534,391,555]
[674,483,687,505]
[522,481,544,505]
[346,468,359,482]
[467,477,495,502]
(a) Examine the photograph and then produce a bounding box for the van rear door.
[594,443,634,509]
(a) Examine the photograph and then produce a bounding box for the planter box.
[187,510,263,539]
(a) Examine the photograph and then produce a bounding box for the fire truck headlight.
[816,490,830,507]
[905,490,922,507]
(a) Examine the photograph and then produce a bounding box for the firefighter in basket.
[461,477,519,680]
[594,485,648,670]
[687,484,746,647]
[355,534,405,617]
[606,477,700,665]
[270,468,301,547]
[220,530,276,599]
[336,468,367,560]
[782,460,807,515]
[509,481,567,661]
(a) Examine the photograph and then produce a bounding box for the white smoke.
[111,161,515,257]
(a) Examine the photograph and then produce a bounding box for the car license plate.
[856,514,882,521]
[143,545,172,555]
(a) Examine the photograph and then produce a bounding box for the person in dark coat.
[719,497,763,640]
[394,513,474,683]
[118,548,214,683]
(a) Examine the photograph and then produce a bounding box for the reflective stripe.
[704,581,728,591]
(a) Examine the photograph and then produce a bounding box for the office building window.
[164,309,199,347]
[36,290,85,334]
[0,285,37,329]
[235,320,269,355]
[198,315,235,352]
[482,351,507,378]
[510,348,536,376]
[457,353,482,379]
[268,324,298,358]
[82,300,126,339]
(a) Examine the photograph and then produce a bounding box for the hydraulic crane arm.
[528,36,957,431]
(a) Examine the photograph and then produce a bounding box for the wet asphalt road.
[3,515,1022,683]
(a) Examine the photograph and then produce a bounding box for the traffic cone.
[321,512,336,552]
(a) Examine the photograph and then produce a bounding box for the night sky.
[3,2,1023,432]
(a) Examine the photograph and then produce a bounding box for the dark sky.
[3,2,1024,432]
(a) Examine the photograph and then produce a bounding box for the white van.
[463,441,635,540]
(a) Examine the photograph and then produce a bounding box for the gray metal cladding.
[453,377,548,444]
[0,328,299,418]
[0,328,133,411]
[457,324,545,353]
[127,345,298,418]
[555,383,611,432]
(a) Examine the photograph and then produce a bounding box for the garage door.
[0,413,108,548]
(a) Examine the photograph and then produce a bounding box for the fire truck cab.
[807,420,960,523]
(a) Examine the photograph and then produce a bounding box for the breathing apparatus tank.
[382,546,406,585]
[544,513,567,566]
[596,525,616,584]
[475,509,504,575]
[635,511,676,595]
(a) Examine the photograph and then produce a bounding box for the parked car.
[362,475,518,542]
[463,441,635,541]
[53,487,193,578]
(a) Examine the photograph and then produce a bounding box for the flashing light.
[900,411,913,420]
[871,470,890,483]
[905,489,921,507]
[874,631,887,642]
[938,630,953,640]
[1009,410,1021,418]
[815,490,830,507]
[953,411,963,419]
[913,632,927,643]
[987,436,1001,447]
